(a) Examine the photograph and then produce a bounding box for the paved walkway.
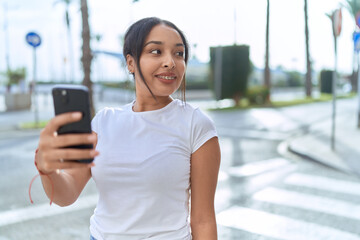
[288,108,360,175]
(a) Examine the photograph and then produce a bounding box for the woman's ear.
[126,54,135,74]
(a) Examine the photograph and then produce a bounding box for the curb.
[287,134,353,174]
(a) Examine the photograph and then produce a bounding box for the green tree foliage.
[209,45,251,105]
[246,86,270,105]
[5,67,26,85]
[343,0,360,17]
[287,71,303,87]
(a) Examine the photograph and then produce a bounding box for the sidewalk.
[288,110,360,175]
[1,91,359,176]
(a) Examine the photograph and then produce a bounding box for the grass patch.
[210,92,356,111]
[19,120,49,129]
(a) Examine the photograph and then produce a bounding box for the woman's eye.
[150,49,161,54]
[176,51,184,57]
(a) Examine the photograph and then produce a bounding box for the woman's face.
[131,24,186,99]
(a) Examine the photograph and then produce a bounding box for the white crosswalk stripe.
[284,172,360,196]
[253,187,360,220]
[0,194,98,227]
[217,166,360,239]
[217,207,360,240]
[221,158,293,179]
[217,127,290,140]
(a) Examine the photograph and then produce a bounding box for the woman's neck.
[132,95,173,112]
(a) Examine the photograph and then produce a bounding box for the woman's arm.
[36,112,98,206]
[37,162,92,207]
[190,137,221,240]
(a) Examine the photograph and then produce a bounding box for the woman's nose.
[163,54,175,69]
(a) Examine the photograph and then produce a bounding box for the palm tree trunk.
[80,0,94,117]
[304,0,312,97]
[264,0,271,88]
[65,8,75,83]
[264,0,271,95]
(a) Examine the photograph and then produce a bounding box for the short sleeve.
[190,108,218,154]
[91,108,104,134]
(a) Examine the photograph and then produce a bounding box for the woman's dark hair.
[123,17,190,101]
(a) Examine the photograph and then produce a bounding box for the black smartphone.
[52,84,93,163]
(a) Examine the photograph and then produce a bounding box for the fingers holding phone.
[36,85,98,174]
[37,111,98,174]
[46,111,83,134]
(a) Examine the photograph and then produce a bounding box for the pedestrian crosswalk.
[227,158,291,177]
[253,187,360,220]
[216,158,360,239]
[0,194,98,227]
[284,172,360,196]
[217,127,290,141]
[218,157,295,180]
[217,207,360,240]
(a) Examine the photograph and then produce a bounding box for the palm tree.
[264,0,271,100]
[80,0,94,117]
[55,0,75,82]
[343,0,360,92]
[304,0,312,97]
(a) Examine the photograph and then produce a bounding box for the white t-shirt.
[89,99,217,240]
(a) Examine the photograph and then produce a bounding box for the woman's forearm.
[191,220,218,240]
[40,170,79,207]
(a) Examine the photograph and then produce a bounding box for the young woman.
[34,17,221,239]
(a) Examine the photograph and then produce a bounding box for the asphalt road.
[0,95,360,240]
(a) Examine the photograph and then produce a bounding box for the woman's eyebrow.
[144,41,162,47]
[144,41,185,47]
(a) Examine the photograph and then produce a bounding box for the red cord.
[28,149,54,205]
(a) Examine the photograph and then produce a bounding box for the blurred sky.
[0,0,357,83]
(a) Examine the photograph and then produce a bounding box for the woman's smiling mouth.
[155,73,177,83]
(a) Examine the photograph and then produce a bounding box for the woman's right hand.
[36,112,99,174]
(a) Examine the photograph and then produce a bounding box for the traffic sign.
[354,32,360,52]
[332,9,342,37]
[356,11,360,28]
[25,32,41,48]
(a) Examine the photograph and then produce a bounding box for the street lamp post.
[331,38,338,150]
[3,3,10,71]
[358,57,360,128]
[2,3,18,71]
[355,31,360,128]
[355,12,360,129]
[329,8,342,151]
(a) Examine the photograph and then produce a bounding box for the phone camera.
[60,89,68,104]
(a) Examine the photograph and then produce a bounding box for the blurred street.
[1,0,360,238]
[0,88,359,239]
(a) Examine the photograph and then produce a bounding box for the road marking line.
[217,206,360,240]
[250,109,299,131]
[0,195,98,227]
[253,187,360,220]
[217,127,289,140]
[228,158,291,177]
[217,171,229,182]
[284,173,360,196]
